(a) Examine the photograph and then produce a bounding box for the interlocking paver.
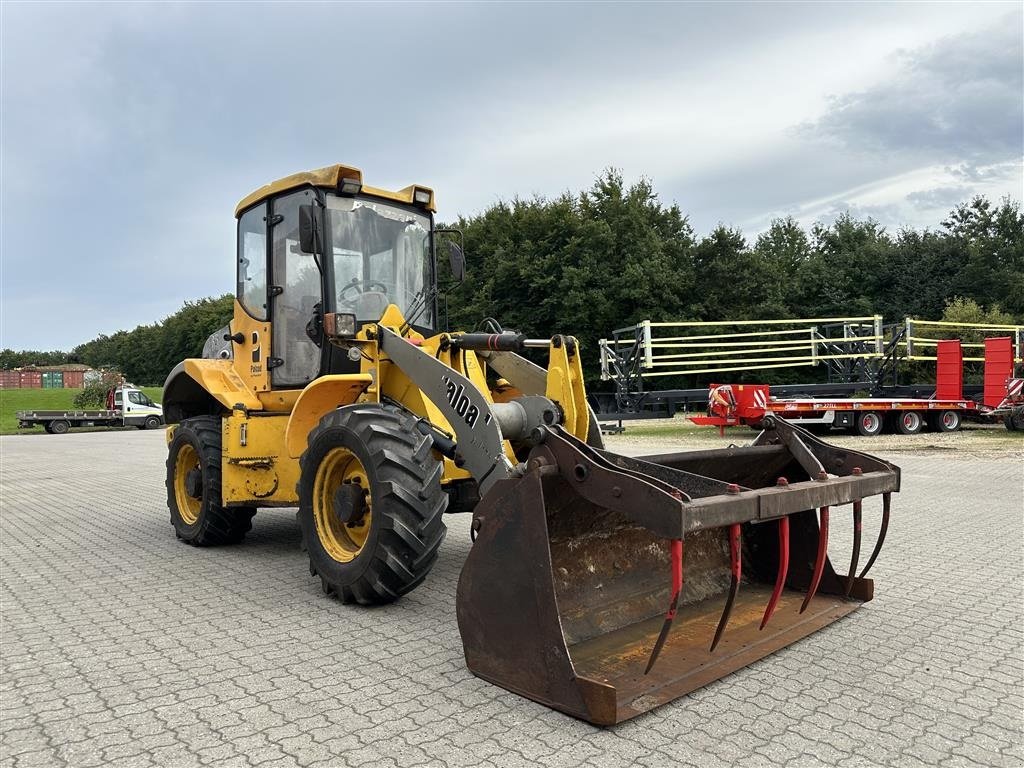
[1,430,1022,767]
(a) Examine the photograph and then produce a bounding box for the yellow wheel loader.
[163,165,900,725]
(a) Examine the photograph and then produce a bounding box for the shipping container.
[19,371,42,388]
[42,371,64,389]
[62,370,86,388]
[0,370,21,388]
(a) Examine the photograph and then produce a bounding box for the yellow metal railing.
[599,316,884,379]
[902,318,1023,363]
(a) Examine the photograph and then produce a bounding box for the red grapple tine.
[845,500,863,597]
[644,539,684,675]
[859,491,891,579]
[710,523,742,652]
[800,506,830,614]
[760,515,790,630]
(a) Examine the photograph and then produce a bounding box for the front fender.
[284,374,374,458]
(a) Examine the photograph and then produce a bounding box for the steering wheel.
[338,281,389,304]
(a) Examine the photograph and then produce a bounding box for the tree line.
[443,171,1021,352]
[3,170,1020,387]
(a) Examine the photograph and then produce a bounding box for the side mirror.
[448,242,466,283]
[299,205,321,254]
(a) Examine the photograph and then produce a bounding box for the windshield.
[325,195,433,327]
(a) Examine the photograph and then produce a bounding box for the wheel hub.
[185,468,203,499]
[333,482,367,526]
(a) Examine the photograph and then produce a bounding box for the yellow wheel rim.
[313,447,372,563]
[174,443,202,525]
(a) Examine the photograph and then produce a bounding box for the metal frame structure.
[596,316,1023,419]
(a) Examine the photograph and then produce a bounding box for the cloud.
[946,161,1021,183]
[905,185,974,210]
[1,3,1020,349]
[800,16,1023,164]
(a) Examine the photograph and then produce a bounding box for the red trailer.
[692,338,1018,436]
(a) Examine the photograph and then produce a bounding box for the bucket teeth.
[858,491,891,579]
[710,523,742,652]
[760,515,790,630]
[845,500,863,597]
[800,506,830,614]
[644,539,684,674]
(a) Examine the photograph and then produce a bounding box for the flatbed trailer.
[691,386,975,436]
[691,337,1021,436]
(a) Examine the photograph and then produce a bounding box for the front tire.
[144,415,162,429]
[166,416,255,545]
[299,404,448,605]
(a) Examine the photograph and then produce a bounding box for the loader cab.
[233,165,438,390]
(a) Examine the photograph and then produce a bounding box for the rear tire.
[894,411,924,435]
[855,411,883,437]
[928,410,961,433]
[49,420,70,435]
[166,416,255,545]
[298,404,448,605]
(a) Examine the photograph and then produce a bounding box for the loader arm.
[377,326,516,494]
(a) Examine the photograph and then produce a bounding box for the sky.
[1,1,1021,351]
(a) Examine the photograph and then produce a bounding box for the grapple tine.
[844,500,863,597]
[799,506,830,614]
[760,515,790,630]
[858,491,891,579]
[710,523,741,652]
[645,539,684,674]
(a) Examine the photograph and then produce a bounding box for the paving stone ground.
[1,430,1021,768]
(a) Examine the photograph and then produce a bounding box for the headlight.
[324,312,357,338]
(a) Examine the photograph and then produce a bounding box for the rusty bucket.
[456,418,899,725]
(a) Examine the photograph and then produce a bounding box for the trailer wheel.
[1005,408,1023,431]
[298,403,448,605]
[166,416,255,545]
[49,419,70,435]
[855,412,883,437]
[894,411,924,435]
[928,410,961,433]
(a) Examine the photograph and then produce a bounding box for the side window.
[128,391,143,405]
[114,392,122,406]
[238,203,268,320]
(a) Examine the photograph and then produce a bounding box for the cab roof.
[234,164,435,217]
